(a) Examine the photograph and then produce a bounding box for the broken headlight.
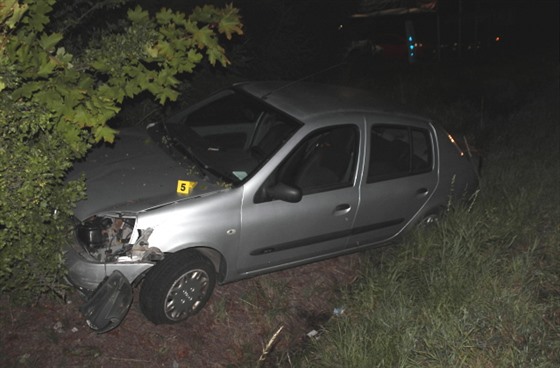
[76,215,162,263]
[77,215,135,261]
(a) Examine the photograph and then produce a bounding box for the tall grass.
[298,70,559,367]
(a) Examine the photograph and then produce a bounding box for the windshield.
[164,89,301,184]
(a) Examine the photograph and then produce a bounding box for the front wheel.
[139,251,216,324]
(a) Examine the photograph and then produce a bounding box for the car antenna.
[260,62,347,100]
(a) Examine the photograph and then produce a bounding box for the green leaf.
[190,5,217,23]
[145,45,159,58]
[13,82,42,99]
[24,0,54,32]
[38,33,63,52]
[156,87,179,105]
[1,0,29,29]
[206,46,228,67]
[218,5,244,40]
[124,81,142,97]
[94,126,118,143]
[37,59,56,77]
[187,48,203,63]
[155,8,174,25]
[72,106,90,127]
[55,46,73,65]
[192,26,216,49]
[127,6,149,24]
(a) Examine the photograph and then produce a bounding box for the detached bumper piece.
[80,270,133,334]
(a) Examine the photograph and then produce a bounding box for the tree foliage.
[0,0,242,302]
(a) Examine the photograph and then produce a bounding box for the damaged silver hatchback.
[65,81,479,332]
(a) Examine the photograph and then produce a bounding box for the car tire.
[139,250,216,324]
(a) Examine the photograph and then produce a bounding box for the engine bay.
[77,215,162,263]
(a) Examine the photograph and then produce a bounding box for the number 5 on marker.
[177,180,197,194]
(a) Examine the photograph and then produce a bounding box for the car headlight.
[77,214,136,261]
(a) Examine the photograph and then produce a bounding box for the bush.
[0,0,242,302]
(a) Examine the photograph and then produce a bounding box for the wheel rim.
[164,268,210,321]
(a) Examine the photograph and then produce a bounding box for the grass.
[294,65,559,367]
[301,178,559,366]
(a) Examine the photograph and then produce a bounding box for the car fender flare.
[151,245,227,283]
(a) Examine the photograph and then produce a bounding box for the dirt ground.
[0,252,366,367]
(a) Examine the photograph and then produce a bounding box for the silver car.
[65,81,479,332]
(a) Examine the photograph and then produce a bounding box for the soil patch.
[1,253,364,367]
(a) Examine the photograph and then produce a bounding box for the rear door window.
[367,125,432,183]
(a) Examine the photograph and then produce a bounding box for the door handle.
[333,203,351,216]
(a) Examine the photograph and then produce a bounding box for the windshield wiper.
[166,132,236,185]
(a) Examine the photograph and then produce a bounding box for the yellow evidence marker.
[176,180,197,194]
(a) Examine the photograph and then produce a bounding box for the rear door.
[349,121,438,247]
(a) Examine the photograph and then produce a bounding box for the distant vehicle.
[65,81,479,332]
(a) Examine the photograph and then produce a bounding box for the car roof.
[233,81,425,124]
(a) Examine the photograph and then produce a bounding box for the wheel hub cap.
[164,269,209,321]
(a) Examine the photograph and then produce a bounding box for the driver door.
[237,125,361,275]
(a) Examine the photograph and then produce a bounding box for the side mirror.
[267,183,302,203]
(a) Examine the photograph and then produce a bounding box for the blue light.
[408,36,413,42]
[409,44,414,50]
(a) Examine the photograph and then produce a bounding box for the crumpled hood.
[68,126,221,220]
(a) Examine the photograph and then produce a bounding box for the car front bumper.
[64,233,155,292]
[64,233,156,333]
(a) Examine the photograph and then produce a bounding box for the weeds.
[302,201,558,367]
[298,68,559,367]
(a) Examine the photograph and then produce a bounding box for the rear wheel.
[140,251,216,324]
